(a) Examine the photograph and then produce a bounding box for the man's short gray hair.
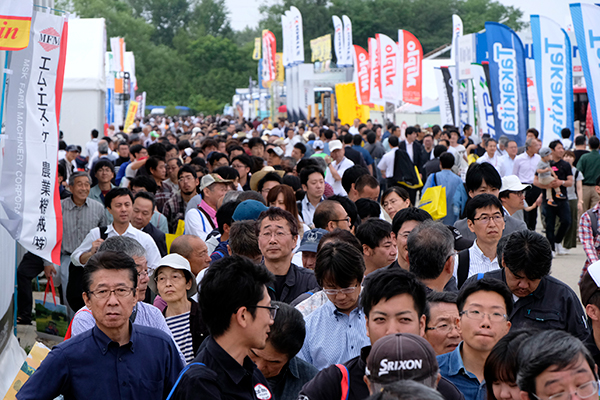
[525,137,536,150]
[68,171,92,186]
[407,220,455,281]
[97,141,109,155]
[98,236,146,259]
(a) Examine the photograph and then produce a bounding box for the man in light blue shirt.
[422,152,468,226]
[298,241,370,370]
[437,278,513,400]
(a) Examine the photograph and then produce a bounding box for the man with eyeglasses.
[499,175,542,221]
[162,165,199,234]
[424,292,461,355]
[257,207,319,304]
[437,278,513,400]
[313,200,352,232]
[465,230,588,341]
[231,154,252,191]
[517,330,598,400]
[17,251,184,400]
[184,173,232,241]
[454,194,506,289]
[168,255,277,400]
[298,241,370,370]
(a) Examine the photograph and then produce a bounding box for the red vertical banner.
[262,30,277,82]
[368,37,383,105]
[353,45,371,106]
[399,29,422,106]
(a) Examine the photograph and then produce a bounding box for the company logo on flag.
[369,37,384,106]
[399,30,422,106]
[0,1,33,51]
[378,34,400,104]
[485,22,529,146]
[353,45,371,105]
[472,63,495,138]
[38,27,60,51]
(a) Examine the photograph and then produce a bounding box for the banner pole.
[13,243,18,335]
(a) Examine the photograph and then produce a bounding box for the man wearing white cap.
[324,140,354,196]
[184,173,232,241]
[498,175,541,221]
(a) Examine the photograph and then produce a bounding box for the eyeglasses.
[509,191,525,197]
[425,322,458,334]
[323,286,358,296]
[472,214,505,225]
[178,175,195,183]
[259,231,291,240]
[88,287,135,299]
[531,380,598,400]
[460,310,507,322]
[249,304,279,319]
[137,270,149,278]
[331,216,350,224]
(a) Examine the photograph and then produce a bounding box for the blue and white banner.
[332,15,343,66]
[290,6,304,65]
[458,78,475,132]
[472,63,495,138]
[531,15,573,147]
[485,22,529,147]
[570,3,600,135]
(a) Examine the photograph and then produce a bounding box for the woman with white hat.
[149,254,208,364]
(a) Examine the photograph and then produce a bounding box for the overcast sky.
[226,0,597,31]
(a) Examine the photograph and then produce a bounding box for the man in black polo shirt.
[465,230,588,341]
[257,207,319,304]
[298,268,464,400]
[169,256,276,400]
[533,140,573,255]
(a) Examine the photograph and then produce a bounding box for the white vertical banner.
[378,34,401,104]
[342,15,353,66]
[284,11,293,67]
[369,37,384,106]
[457,34,475,79]
[435,67,456,127]
[290,6,304,64]
[451,14,463,62]
[1,10,66,265]
[472,64,495,138]
[281,14,290,67]
[332,15,344,66]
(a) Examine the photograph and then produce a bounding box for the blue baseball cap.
[296,228,328,253]
[232,200,268,222]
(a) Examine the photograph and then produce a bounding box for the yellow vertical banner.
[335,82,370,125]
[275,53,284,82]
[310,34,332,62]
[124,101,139,130]
[252,37,261,60]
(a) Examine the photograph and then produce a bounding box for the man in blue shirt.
[17,251,183,400]
[298,241,370,370]
[437,278,513,400]
[421,152,468,226]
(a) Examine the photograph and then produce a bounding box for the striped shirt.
[453,240,500,280]
[166,311,194,364]
[61,197,108,255]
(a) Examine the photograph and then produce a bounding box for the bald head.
[170,234,210,276]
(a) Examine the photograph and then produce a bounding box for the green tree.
[189,0,234,39]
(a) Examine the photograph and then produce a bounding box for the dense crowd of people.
[14,114,600,400]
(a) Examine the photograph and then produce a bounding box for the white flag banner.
[435,67,456,127]
[342,15,353,66]
[332,15,344,66]
[378,33,401,104]
[281,14,290,67]
[451,14,463,62]
[290,6,304,64]
[472,64,495,138]
[1,10,67,265]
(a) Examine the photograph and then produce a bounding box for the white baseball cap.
[500,175,531,192]
[329,140,343,152]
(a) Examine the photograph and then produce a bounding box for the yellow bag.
[467,153,479,165]
[165,219,185,253]
[418,173,447,220]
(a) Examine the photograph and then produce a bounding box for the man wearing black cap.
[579,259,600,365]
[364,333,462,400]
[298,268,463,400]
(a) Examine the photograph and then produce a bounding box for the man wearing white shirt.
[378,136,399,183]
[512,137,542,230]
[454,194,505,289]
[85,129,100,161]
[477,138,501,171]
[498,140,518,177]
[324,140,354,196]
[349,118,360,135]
[71,187,162,271]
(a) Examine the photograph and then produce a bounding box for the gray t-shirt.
[537,159,552,179]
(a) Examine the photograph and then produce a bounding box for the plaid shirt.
[162,192,187,234]
[155,180,177,213]
[579,202,600,276]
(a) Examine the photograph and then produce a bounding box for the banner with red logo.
[0,10,66,265]
[0,1,33,51]
[398,30,422,106]
[368,37,384,106]
[377,33,400,104]
[262,30,277,82]
[353,45,371,105]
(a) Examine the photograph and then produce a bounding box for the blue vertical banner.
[475,32,488,64]
[485,22,529,147]
[531,15,574,147]
[570,3,600,134]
